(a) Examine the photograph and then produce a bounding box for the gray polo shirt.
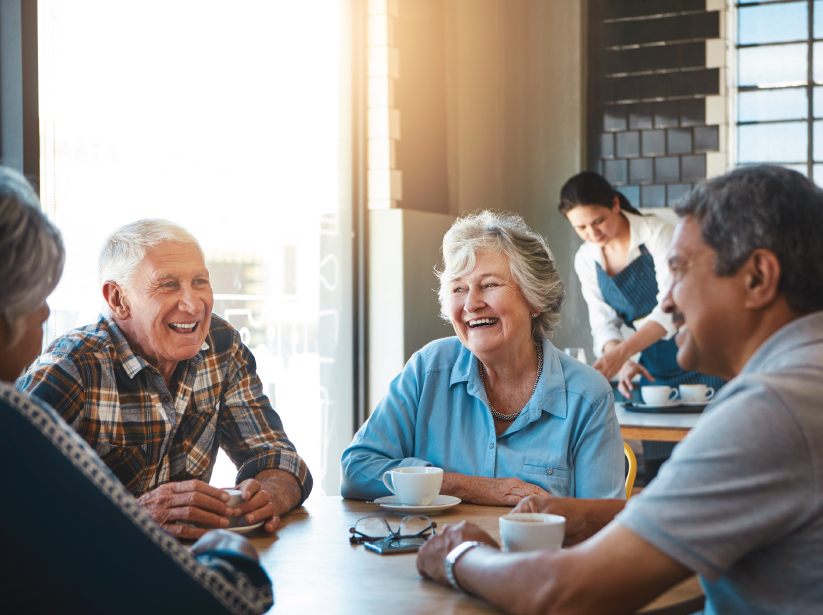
[616,311,823,615]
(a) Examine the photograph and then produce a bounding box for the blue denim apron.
[596,244,725,461]
[596,244,725,389]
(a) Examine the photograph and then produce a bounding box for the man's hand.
[230,477,277,532]
[442,474,550,506]
[616,359,654,398]
[137,479,233,539]
[417,521,499,587]
[238,469,303,532]
[512,496,626,546]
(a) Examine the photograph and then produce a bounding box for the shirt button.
[162,396,171,403]
[489,443,495,449]
[546,468,553,475]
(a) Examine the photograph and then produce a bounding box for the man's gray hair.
[437,210,565,341]
[675,164,823,313]
[0,166,65,331]
[99,219,204,288]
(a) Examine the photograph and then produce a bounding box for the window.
[736,1,823,180]
[37,0,356,495]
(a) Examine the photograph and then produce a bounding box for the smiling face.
[564,201,625,247]
[448,251,536,364]
[112,241,213,378]
[662,217,748,379]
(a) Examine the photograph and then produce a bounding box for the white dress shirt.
[574,211,676,358]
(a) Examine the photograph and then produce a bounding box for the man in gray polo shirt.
[415,165,823,615]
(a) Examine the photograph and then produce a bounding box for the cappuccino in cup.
[499,513,566,552]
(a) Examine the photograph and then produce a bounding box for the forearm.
[610,321,666,361]
[601,339,621,354]
[562,499,626,545]
[455,548,568,615]
[254,469,302,517]
[441,472,483,501]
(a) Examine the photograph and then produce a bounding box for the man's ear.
[742,249,781,309]
[103,282,130,319]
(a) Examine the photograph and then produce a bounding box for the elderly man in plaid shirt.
[18,219,312,539]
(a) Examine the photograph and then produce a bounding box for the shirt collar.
[449,338,567,420]
[739,311,823,376]
[623,211,652,256]
[103,315,209,380]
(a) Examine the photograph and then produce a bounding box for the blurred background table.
[616,401,701,443]
[247,496,702,614]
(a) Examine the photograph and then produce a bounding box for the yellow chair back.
[624,441,637,500]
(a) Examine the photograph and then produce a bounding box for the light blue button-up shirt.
[341,337,625,500]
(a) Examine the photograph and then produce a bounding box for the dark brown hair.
[558,171,641,216]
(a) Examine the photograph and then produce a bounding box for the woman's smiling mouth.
[468,318,499,328]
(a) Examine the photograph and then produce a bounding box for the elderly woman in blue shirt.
[341,211,624,506]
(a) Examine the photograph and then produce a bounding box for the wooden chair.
[624,441,637,499]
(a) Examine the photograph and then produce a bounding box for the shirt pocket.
[96,443,148,495]
[521,460,572,497]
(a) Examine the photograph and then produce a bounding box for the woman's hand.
[592,344,630,381]
[616,359,654,399]
[442,473,550,506]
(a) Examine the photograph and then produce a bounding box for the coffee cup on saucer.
[679,384,715,403]
[499,513,566,552]
[223,488,246,527]
[382,467,443,506]
[641,385,679,406]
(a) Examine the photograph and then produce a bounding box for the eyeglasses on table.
[348,515,437,545]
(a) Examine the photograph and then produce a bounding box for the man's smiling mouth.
[468,318,499,328]
[168,322,199,334]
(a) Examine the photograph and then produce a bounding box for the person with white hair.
[341,211,624,505]
[0,165,273,613]
[18,218,312,539]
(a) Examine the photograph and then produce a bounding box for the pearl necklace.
[478,345,544,422]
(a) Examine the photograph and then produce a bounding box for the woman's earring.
[531,313,537,318]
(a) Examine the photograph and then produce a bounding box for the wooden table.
[616,402,701,443]
[248,496,702,614]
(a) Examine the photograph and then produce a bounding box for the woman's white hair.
[0,166,65,333]
[99,219,204,288]
[436,210,565,341]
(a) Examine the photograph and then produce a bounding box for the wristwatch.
[444,541,487,592]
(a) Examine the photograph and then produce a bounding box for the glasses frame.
[348,515,437,545]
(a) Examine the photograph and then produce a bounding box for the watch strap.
[444,541,487,592]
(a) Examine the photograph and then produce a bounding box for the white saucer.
[636,401,679,408]
[680,401,710,407]
[372,495,461,514]
[227,521,265,534]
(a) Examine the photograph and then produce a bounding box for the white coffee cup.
[679,384,715,402]
[382,467,443,506]
[499,513,566,552]
[641,385,679,406]
[224,488,245,527]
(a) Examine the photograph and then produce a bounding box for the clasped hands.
[138,477,277,539]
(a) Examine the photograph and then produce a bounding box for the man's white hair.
[99,219,204,289]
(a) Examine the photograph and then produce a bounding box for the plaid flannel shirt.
[17,314,312,501]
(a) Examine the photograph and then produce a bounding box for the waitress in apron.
[558,171,724,480]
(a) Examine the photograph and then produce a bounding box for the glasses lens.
[398,515,433,537]
[354,516,392,539]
